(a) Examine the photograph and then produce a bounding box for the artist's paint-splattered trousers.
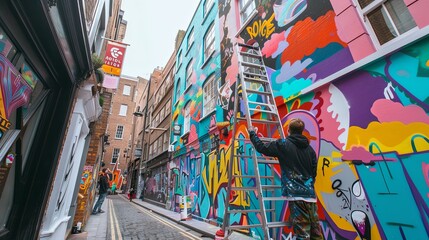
[289,201,323,240]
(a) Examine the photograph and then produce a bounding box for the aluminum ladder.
[221,42,289,240]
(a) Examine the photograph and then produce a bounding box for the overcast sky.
[120,0,200,79]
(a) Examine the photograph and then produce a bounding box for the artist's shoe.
[98,210,105,213]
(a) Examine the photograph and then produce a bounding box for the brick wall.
[103,77,143,181]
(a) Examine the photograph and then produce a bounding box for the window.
[188,28,194,49]
[239,0,255,24]
[155,113,160,126]
[357,0,416,45]
[203,75,217,116]
[204,0,215,16]
[154,139,158,156]
[123,85,131,95]
[165,99,171,117]
[186,60,193,88]
[115,125,124,139]
[0,26,18,62]
[177,51,182,69]
[184,102,191,133]
[112,148,120,163]
[173,117,179,142]
[119,104,128,116]
[176,78,181,102]
[160,107,165,121]
[157,137,162,153]
[204,23,215,61]
[0,26,49,232]
[163,132,169,151]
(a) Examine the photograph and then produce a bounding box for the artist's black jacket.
[249,131,318,199]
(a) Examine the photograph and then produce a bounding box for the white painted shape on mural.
[327,84,349,150]
[281,232,295,240]
[352,180,366,201]
[275,59,313,84]
[273,0,307,27]
[383,82,395,100]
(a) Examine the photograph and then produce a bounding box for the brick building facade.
[103,76,145,189]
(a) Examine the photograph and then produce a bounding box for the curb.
[119,194,216,239]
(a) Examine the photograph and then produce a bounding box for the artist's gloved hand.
[247,126,258,134]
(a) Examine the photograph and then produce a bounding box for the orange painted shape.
[281,11,347,64]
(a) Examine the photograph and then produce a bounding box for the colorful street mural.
[108,161,124,191]
[167,0,429,239]
[0,54,33,141]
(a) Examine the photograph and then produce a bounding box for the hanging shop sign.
[102,41,127,76]
[173,124,182,136]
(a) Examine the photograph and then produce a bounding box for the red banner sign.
[102,41,127,76]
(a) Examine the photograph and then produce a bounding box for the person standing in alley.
[139,177,145,201]
[92,168,110,214]
[248,118,323,240]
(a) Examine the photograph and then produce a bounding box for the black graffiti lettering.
[332,179,352,210]
[322,158,330,176]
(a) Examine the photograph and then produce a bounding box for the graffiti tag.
[246,14,275,39]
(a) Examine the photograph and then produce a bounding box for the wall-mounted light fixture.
[145,127,167,133]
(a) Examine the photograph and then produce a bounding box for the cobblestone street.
[105,195,211,240]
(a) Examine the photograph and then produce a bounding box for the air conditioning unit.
[168,145,174,152]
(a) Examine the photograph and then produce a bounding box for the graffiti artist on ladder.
[248,118,323,240]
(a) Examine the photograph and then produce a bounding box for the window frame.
[177,51,182,70]
[119,104,128,116]
[115,125,124,139]
[112,148,120,164]
[355,0,417,47]
[175,78,181,103]
[239,0,256,24]
[123,84,131,96]
[204,0,215,16]
[204,23,215,61]
[183,102,191,134]
[203,74,217,117]
[186,60,193,89]
[187,28,194,49]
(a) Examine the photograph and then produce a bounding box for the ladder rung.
[232,175,256,178]
[260,137,278,142]
[248,101,275,109]
[243,76,268,83]
[243,72,267,79]
[246,89,271,95]
[233,138,251,142]
[258,159,279,164]
[241,61,265,69]
[260,176,275,179]
[233,154,277,161]
[267,221,291,228]
[227,224,263,230]
[231,186,257,191]
[249,108,276,114]
[237,42,259,50]
[228,209,263,214]
[240,51,262,59]
[237,117,279,125]
[261,185,281,189]
[264,197,288,201]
